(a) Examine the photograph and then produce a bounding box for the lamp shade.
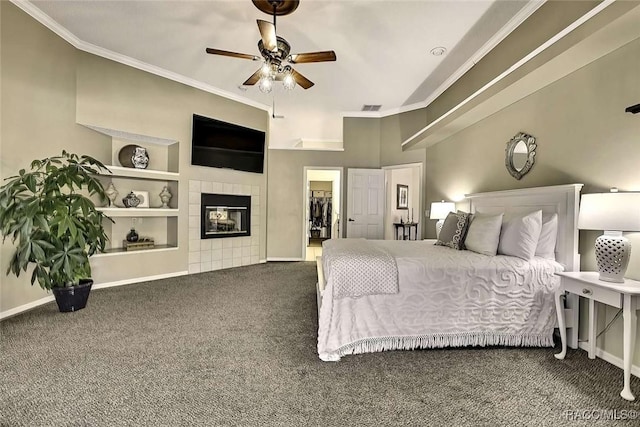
[578,193,640,231]
[430,201,455,220]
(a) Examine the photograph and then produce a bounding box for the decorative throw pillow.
[435,211,471,250]
[464,212,504,256]
[498,210,543,260]
[535,213,558,259]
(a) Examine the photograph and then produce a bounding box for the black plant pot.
[51,279,93,312]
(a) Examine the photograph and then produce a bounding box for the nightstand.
[555,271,640,401]
[393,222,418,240]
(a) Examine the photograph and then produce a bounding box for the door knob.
[348,218,355,222]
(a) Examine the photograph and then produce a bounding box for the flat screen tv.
[191,114,265,174]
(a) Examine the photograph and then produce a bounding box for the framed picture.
[131,190,149,208]
[397,184,408,210]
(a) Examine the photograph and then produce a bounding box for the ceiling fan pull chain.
[273,4,277,32]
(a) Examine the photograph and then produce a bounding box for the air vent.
[361,105,382,112]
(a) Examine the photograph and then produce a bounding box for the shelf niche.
[81,123,179,173]
[81,123,181,259]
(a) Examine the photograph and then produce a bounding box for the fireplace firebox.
[201,193,251,239]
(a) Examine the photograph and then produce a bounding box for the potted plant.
[0,150,113,312]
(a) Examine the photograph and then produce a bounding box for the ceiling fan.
[205,0,336,92]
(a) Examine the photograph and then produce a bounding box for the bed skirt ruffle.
[319,331,554,362]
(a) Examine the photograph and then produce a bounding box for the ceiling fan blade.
[257,20,277,52]
[206,48,258,61]
[288,51,337,64]
[243,69,262,86]
[291,69,314,89]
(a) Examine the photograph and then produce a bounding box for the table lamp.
[430,201,455,239]
[578,191,640,283]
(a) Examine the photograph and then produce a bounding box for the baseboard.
[0,295,56,321]
[266,257,304,262]
[0,270,189,321]
[577,342,640,378]
[92,271,189,290]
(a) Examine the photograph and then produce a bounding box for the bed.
[316,184,583,361]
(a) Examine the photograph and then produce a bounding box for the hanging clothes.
[321,199,329,226]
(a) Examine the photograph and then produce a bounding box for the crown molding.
[10,0,270,112]
[11,0,81,45]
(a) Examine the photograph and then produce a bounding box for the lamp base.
[435,219,444,239]
[595,231,631,283]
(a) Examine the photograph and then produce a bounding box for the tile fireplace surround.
[188,180,261,274]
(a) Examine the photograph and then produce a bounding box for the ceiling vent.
[361,105,382,112]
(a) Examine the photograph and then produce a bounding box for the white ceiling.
[25,0,537,147]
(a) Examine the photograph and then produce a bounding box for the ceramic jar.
[118,145,149,169]
[122,191,141,208]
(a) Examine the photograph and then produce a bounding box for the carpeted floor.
[1,262,639,426]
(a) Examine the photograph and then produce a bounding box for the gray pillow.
[435,211,471,250]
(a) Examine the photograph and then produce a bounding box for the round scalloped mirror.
[505,132,536,180]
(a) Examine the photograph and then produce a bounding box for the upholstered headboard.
[466,184,583,271]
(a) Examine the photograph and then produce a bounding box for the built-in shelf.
[101,165,179,181]
[97,207,179,217]
[81,124,178,146]
[82,123,181,271]
[93,244,178,258]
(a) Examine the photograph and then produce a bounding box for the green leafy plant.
[0,151,113,289]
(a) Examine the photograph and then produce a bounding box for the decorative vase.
[122,191,141,208]
[126,227,139,242]
[105,182,118,207]
[159,186,172,208]
[118,145,149,169]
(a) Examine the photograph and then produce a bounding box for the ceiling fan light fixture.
[260,61,272,77]
[258,75,273,93]
[206,2,335,92]
[283,67,296,90]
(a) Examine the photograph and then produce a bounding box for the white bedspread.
[318,240,563,361]
[322,238,398,298]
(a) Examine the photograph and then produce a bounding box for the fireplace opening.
[201,193,251,239]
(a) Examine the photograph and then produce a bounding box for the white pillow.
[464,212,504,256]
[535,213,558,260]
[498,210,543,260]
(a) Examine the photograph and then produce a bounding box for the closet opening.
[302,167,343,261]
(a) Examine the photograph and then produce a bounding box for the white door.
[347,168,385,239]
